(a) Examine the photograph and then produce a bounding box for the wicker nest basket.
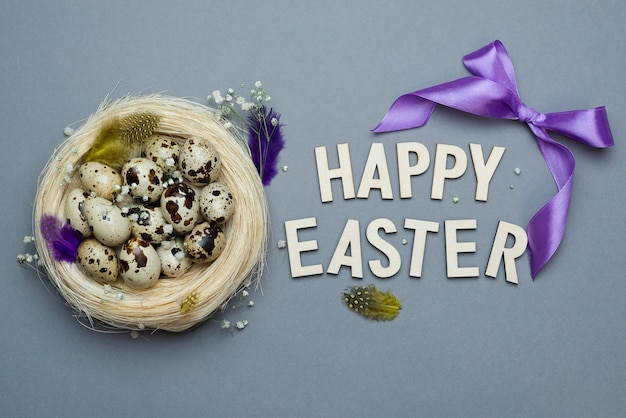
[34,95,268,332]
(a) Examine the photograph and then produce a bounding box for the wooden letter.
[485,221,528,284]
[315,143,355,203]
[469,143,505,202]
[444,219,479,278]
[397,142,430,199]
[366,218,401,278]
[357,143,393,199]
[431,144,468,200]
[327,219,363,278]
[404,218,440,278]
[285,217,324,278]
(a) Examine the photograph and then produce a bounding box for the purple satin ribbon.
[372,40,614,279]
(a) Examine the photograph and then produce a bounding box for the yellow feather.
[84,112,161,170]
[342,285,401,321]
[180,291,200,314]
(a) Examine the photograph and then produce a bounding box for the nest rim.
[33,94,268,332]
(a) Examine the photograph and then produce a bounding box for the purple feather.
[39,214,83,263]
[248,106,285,186]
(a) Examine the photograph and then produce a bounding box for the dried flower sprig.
[207,81,285,186]
[342,285,402,321]
[17,235,44,274]
[214,287,254,331]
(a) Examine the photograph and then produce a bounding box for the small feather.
[248,106,285,186]
[181,291,200,314]
[342,285,402,321]
[84,112,160,170]
[118,111,161,145]
[39,214,83,263]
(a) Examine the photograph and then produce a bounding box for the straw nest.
[33,95,268,332]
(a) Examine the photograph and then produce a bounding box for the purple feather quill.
[39,214,83,263]
[248,106,285,186]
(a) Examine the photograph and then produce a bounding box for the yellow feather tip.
[342,285,401,321]
[84,111,161,170]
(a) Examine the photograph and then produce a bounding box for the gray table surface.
[2,1,625,417]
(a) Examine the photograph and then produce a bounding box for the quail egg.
[184,221,226,263]
[179,136,221,186]
[79,161,122,201]
[118,238,161,289]
[76,238,119,283]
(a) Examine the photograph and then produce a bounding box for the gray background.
[2,1,625,417]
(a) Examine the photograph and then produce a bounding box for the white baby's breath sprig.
[207,81,273,133]
[213,286,255,332]
[17,234,45,275]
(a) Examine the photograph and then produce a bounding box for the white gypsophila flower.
[236,96,246,105]
[255,81,262,88]
[265,95,271,102]
[227,88,234,94]
[241,102,254,111]
[271,117,278,127]
[226,94,233,102]
[221,320,230,329]
[242,290,249,297]
[223,121,233,129]
[277,240,286,249]
[16,254,27,263]
[248,301,254,307]
[235,320,246,329]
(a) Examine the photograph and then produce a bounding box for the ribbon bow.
[372,40,614,279]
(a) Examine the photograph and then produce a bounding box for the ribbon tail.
[527,178,572,278]
[371,93,436,133]
[525,124,577,278]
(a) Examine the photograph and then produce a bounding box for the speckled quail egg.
[128,205,171,244]
[83,196,132,247]
[179,136,221,186]
[142,135,181,175]
[160,183,200,234]
[79,161,122,201]
[122,158,165,203]
[64,188,92,237]
[198,182,235,224]
[76,238,119,283]
[157,238,192,278]
[184,222,226,263]
[118,238,161,289]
